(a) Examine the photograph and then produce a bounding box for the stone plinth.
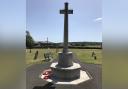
[51,62,81,80]
[40,66,92,85]
[58,52,73,67]
[40,51,92,85]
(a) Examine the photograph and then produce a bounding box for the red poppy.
[41,69,53,80]
[43,71,49,75]
[43,76,49,80]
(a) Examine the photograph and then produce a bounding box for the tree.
[26,31,34,53]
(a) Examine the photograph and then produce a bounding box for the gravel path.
[26,58,102,89]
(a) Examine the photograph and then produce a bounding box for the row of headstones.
[26,49,97,60]
[33,50,53,62]
[33,51,97,60]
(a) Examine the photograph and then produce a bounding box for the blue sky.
[0,0,102,43]
[1,0,128,44]
[27,0,102,42]
[0,0,25,45]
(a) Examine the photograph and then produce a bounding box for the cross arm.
[60,9,73,14]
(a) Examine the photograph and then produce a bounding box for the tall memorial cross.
[60,2,73,53]
[41,2,91,84]
[57,2,73,67]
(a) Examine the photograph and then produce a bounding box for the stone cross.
[60,2,73,53]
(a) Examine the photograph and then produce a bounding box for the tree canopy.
[26,31,34,48]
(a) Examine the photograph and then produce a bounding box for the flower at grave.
[43,76,50,80]
[41,68,52,80]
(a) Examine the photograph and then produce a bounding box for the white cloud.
[94,17,102,22]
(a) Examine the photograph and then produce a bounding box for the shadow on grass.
[33,82,55,89]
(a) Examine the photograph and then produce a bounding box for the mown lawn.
[26,48,102,67]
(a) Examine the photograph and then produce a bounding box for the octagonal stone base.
[40,62,92,85]
[40,69,92,85]
[51,62,81,80]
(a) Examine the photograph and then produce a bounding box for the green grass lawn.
[26,48,102,67]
